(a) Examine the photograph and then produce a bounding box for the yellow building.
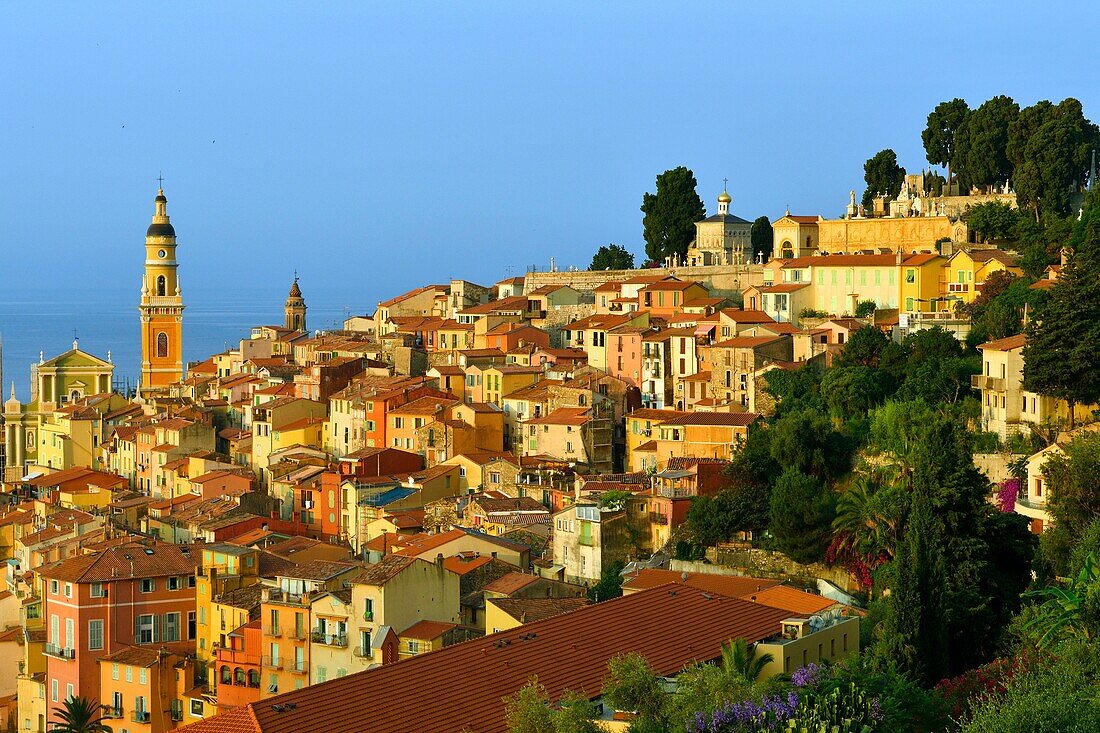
[816,214,958,254]
[195,544,267,666]
[3,346,115,481]
[139,186,185,393]
[757,616,860,677]
[899,254,947,313]
[626,408,686,471]
[942,249,1023,307]
[772,213,820,259]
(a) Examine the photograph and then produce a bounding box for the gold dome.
[717,190,732,203]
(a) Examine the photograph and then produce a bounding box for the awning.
[20,472,42,482]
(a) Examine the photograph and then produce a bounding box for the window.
[112,691,123,715]
[157,332,169,358]
[126,665,133,682]
[112,663,119,680]
[90,582,106,598]
[139,668,147,685]
[64,583,72,598]
[140,578,155,593]
[905,269,915,284]
[66,684,74,701]
[50,580,59,595]
[51,679,58,703]
[136,614,155,644]
[156,275,166,296]
[407,640,420,653]
[65,618,74,651]
[317,666,327,682]
[89,620,104,650]
[166,612,181,641]
[167,576,181,591]
[190,700,204,717]
[221,666,232,684]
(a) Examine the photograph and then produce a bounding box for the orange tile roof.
[482,571,540,595]
[487,596,589,623]
[978,333,1026,352]
[399,620,457,640]
[660,412,761,427]
[179,584,793,733]
[37,542,202,583]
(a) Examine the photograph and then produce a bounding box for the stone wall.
[691,546,857,592]
[523,264,766,299]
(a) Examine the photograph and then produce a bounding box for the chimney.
[435,552,444,569]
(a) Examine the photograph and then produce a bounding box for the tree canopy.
[1010,98,1100,219]
[641,166,705,264]
[1023,204,1100,426]
[955,95,1019,193]
[922,98,970,187]
[862,149,905,210]
[589,243,635,271]
[750,215,773,262]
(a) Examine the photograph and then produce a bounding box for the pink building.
[37,542,201,707]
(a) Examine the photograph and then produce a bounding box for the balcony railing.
[131,711,150,723]
[353,645,372,659]
[105,707,124,720]
[971,375,1007,391]
[261,655,283,670]
[286,627,308,641]
[44,643,75,660]
[311,630,348,647]
[287,659,309,674]
[262,625,282,637]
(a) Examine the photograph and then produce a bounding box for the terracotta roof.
[759,283,810,293]
[627,408,687,421]
[179,584,793,733]
[781,214,820,224]
[482,571,540,595]
[525,407,590,426]
[352,555,418,586]
[400,620,457,640]
[641,280,705,292]
[488,596,589,624]
[471,497,549,515]
[441,554,495,576]
[279,560,359,582]
[712,335,785,349]
[718,309,776,323]
[750,585,838,615]
[780,254,898,268]
[393,528,527,558]
[660,412,761,427]
[38,542,202,583]
[978,333,1026,352]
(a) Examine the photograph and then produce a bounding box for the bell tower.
[139,185,185,392]
[284,275,307,332]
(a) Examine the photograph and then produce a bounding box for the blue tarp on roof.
[359,487,416,507]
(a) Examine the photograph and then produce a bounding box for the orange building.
[214,620,263,713]
[139,186,185,393]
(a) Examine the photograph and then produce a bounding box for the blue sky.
[2,2,1099,303]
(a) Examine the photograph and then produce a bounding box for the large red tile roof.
[179,583,794,733]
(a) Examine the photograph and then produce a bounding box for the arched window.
[220,666,231,684]
[234,668,246,685]
[156,275,166,297]
[806,235,812,248]
[157,332,169,358]
[248,669,260,687]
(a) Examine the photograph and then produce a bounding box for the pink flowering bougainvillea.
[996,478,1020,512]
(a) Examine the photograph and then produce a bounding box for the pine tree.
[1023,205,1100,428]
[641,167,706,264]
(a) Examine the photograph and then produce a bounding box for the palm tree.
[720,637,774,682]
[51,696,111,733]
[831,473,901,563]
[1024,552,1100,647]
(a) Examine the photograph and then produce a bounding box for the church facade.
[684,188,752,266]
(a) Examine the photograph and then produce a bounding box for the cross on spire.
[722,177,728,190]
[156,172,165,189]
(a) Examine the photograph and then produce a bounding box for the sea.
[0,283,375,400]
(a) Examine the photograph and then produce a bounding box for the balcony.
[262,625,282,637]
[287,659,309,674]
[131,711,150,723]
[971,375,1007,391]
[286,627,308,641]
[311,630,348,647]
[353,645,373,659]
[105,707,124,720]
[44,643,75,660]
[261,655,283,670]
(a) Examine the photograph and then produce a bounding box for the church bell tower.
[139,185,185,392]
[285,276,307,332]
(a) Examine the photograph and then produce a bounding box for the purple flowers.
[997,478,1020,512]
[791,663,821,688]
[688,693,799,732]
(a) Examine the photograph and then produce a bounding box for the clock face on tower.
[158,249,167,259]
